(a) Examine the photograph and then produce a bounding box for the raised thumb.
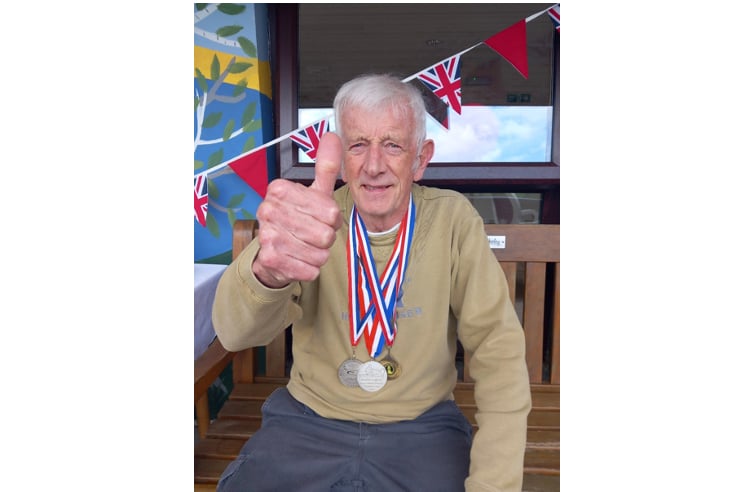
[310,132,342,195]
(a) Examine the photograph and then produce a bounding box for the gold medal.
[379,355,401,380]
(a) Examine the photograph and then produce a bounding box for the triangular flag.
[425,100,450,131]
[194,171,209,227]
[484,19,529,79]
[548,4,560,32]
[417,55,463,116]
[290,118,329,160]
[228,147,269,198]
[428,111,450,131]
[409,79,450,131]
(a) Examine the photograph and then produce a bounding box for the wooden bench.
[195,219,560,490]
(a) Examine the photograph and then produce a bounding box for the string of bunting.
[195,4,560,226]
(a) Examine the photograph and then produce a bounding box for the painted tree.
[194,3,265,241]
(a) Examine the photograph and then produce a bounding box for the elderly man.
[213,73,531,492]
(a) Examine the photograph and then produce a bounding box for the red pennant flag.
[484,19,529,79]
[228,147,269,198]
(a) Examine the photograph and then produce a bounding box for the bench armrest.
[194,337,234,404]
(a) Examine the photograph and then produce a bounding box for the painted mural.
[194,4,274,264]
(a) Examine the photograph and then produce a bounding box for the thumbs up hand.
[309,132,341,195]
[252,132,345,288]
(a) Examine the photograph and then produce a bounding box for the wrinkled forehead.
[339,103,416,142]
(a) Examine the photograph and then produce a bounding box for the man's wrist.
[251,258,290,289]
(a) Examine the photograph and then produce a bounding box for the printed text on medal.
[357,360,388,392]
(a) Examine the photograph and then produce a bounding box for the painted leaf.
[217,4,245,15]
[242,136,256,153]
[217,25,243,37]
[210,55,220,80]
[228,62,253,74]
[223,119,235,141]
[206,213,220,238]
[203,112,222,128]
[208,179,219,200]
[195,69,208,92]
[228,194,245,208]
[241,101,257,127]
[232,78,248,96]
[208,148,224,168]
[243,119,262,133]
[237,36,257,58]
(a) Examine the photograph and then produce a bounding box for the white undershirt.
[367,221,401,237]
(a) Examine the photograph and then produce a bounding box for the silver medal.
[357,360,388,392]
[338,358,363,387]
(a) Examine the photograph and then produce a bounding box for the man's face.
[340,104,433,232]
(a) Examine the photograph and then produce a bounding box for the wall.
[194,4,274,264]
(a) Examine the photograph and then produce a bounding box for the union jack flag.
[548,4,560,32]
[194,171,209,227]
[290,119,329,160]
[417,55,462,116]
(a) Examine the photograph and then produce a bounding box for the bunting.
[417,55,463,116]
[194,172,209,227]
[290,118,329,160]
[228,147,269,199]
[484,19,529,79]
[194,3,558,224]
[548,4,560,32]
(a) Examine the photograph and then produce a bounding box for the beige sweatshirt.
[213,183,531,492]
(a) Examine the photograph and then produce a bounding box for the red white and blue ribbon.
[346,195,415,358]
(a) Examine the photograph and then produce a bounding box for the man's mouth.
[363,184,390,191]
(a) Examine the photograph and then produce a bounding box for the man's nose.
[363,146,385,175]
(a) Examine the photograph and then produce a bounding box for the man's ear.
[412,139,434,181]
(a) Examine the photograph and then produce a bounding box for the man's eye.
[385,142,403,154]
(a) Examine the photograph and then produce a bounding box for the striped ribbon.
[346,195,415,358]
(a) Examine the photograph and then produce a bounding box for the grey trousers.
[217,387,473,491]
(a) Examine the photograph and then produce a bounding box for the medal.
[338,358,363,388]
[357,360,388,392]
[344,194,415,392]
[346,196,415,359]
[379,354,401,380]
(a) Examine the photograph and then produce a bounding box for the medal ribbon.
[347,195,415,358]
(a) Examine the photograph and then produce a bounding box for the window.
[271,4,559,223]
